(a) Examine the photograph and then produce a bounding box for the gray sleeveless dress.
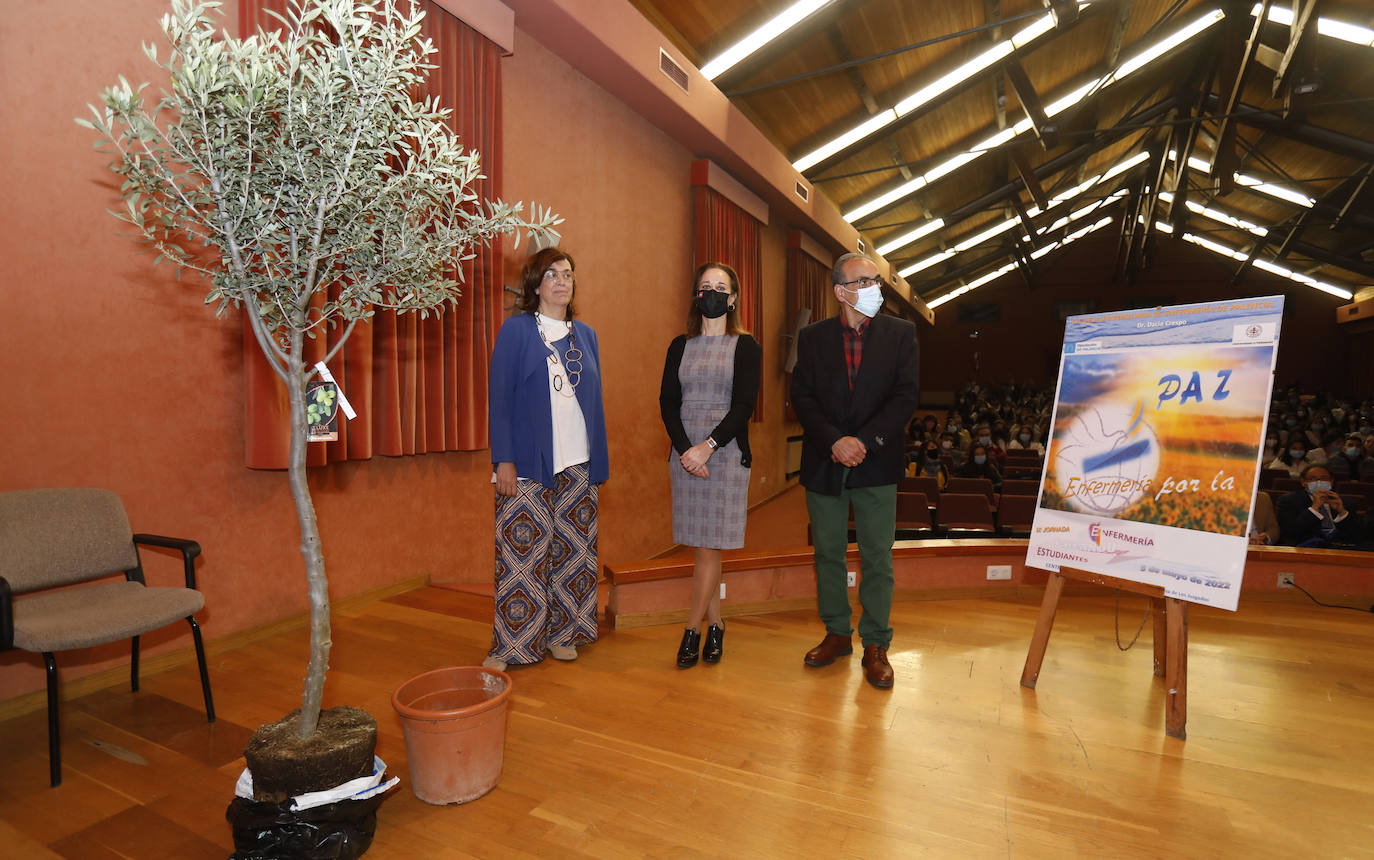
[670,334,750,548]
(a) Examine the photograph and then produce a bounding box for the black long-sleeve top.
[659,334,762,467]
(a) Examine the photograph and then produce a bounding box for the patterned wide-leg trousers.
[489,462,599,665]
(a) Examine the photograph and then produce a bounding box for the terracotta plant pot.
[391,666,513,805]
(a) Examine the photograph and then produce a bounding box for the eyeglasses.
[543,269,576,284]
[696,282,731,293]
[837,275,883,290]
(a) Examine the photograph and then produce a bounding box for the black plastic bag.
[226,786,396,860]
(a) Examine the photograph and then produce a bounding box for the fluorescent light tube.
[701,0,838,80]
[793,109,897,172]
[876,218,945,257]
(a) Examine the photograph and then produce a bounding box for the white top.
[538,313,590,476]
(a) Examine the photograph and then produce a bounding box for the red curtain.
[241,0,504,468]
[787,245,833,328]
[692,186,764,422]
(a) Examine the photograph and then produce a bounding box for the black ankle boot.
[676,628,701,668]
[702,624,725,664]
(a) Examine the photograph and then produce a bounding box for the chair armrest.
[133,534,203,589]
[0,576,12,650]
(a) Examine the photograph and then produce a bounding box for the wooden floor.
[3,587,1373,858]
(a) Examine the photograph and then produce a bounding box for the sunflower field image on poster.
[1025,297,1284,610]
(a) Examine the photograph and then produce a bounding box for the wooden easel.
[1020,566,1189,740]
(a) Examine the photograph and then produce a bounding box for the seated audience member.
[1325,435,1365,480]
[972,424,1006,470]
[1275,464,1367,548]
[1362,435,1374,480]
[1009,424,1045,454]
[945,414,971,452]
[1260,431,1280,465]
[1249,491,1279,545]
[1268,438,1314,479]
[909,442,950,488]
[957,444,1003,489]
[920,414,940,443]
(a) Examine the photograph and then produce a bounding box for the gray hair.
[1298,462,1332,480]
[831,251,876,285]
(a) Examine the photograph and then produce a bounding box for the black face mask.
[695,290,730,319]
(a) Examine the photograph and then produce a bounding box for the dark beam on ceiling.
[1011,150,1049,209]
[1207,94,1374,163]
[1042,0,1078,29]
[1272,0,1321,101]
[1332,165,1373,232]
[1004,61,1056,148]
[935,99,1177,227]
[1167,53,1219,233]
[1233,224,1283,282]
[1011,198,1040,248]
[798,2,1105,177]
[1211,1,1272,196]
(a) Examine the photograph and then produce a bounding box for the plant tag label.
[313,361,357,419]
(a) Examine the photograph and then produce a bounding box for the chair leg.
[43,652,61,788]
[130,635,140,692]
[187,616,215,723]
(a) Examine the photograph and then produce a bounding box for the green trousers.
[805,481,896,648]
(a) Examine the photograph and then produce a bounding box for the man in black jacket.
[1275,463,1367,547]
[790,252,919,689]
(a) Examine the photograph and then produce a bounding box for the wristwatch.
[705,437,718,450]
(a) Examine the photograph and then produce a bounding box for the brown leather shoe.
[804,633,853,667]
[861,645,894,689]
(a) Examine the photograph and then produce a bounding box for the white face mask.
[844,284,883,318]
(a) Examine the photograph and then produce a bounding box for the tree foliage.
[80,0,559,738]
[81,0,559,375]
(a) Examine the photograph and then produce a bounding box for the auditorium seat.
[996,494,1037,537]
[895,492,935,539]
[999,479,1041,497]
[945,477,997,507]
[900,476,941,499]
[936,493,997,538]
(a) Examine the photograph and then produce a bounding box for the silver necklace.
[536,314,582,395]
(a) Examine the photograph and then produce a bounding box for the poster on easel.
[1025,296,1285,611]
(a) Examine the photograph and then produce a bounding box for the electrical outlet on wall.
[847,571,857,587]
[720,583,727,599]
[1277,573,1294,588]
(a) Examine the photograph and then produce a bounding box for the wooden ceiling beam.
[1003,60,1057,149]
[1042,0,1078,29]
[1206,93,1374,164]
[1272,0,1321,99]
[1011,150,1049,210]
[1011,197,1041,248]
[1274,211,1311,259]
[1331,165,1373,233]
[1232,225,1282,282]
[941,98,1176,226]
[1210,1,1272,197]
[1167,53,1219,234]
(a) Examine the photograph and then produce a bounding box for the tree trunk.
[285,332,331,738]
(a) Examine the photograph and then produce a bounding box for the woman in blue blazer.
[484,247,609,671]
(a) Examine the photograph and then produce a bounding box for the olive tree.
[81,0,558,737]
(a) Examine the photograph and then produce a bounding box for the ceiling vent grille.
[794,180,810,203]
[659,49,690,93]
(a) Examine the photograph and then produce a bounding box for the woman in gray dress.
[659,262,762,668]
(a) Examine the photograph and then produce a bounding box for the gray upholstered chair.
[0,488,214,786]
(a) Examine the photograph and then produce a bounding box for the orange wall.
[914,234,1355,394]
[0,4,797,703]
